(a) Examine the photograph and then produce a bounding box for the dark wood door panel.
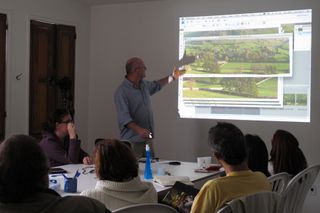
[0,14,6,141]
[56,25,76,112]
[29,20,55,139]
[29,21,76,139]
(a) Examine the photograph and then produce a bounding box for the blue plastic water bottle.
[144,144,153,180]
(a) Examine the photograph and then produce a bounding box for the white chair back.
[280,164,320,213]
[267,172,290,193]
[217,205,232,213]
[217,191,280,213]
[112,203,179,213]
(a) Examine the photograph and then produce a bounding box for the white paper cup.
[197,156,212,168]
[157,167,165,176]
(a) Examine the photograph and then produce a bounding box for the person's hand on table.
[83,156,92,165]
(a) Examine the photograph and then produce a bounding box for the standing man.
[114,57,184,158]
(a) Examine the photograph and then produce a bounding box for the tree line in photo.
[186,37,290,75]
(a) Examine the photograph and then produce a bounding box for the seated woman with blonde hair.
[80,139,157,211]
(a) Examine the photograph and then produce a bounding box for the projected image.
[183,77,278,99]
[183,77,281,108]
[185,34,292,77]
[284,94,308,106]
[178,9,311,122]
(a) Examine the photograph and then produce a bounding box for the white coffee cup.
[157,167,165,176]
[197,156,212,168]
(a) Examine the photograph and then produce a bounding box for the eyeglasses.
[60,119,73,124]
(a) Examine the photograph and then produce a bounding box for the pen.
[152,181,166,188]
[73,170,81,179]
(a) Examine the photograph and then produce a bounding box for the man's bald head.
[125,57,144,75]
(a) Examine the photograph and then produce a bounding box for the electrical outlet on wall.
[310,185,317,196]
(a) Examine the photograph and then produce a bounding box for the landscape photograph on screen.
[178,9,311,122]
[185,34,291,76]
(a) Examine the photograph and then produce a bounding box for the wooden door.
[29,20,55,139]
[55,24,76,114]
[29,20,76,139]
[0,14,7,141]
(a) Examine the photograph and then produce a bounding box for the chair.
[217,191,280,213]
[280,164,320,213]
[267,172,290,193]
[112,203,179,213]
[217,205,232,213]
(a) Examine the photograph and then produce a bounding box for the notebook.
[153,175,193,187]
[162,181,199,213]
[49,167,67,174]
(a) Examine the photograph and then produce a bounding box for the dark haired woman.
[80,139,157,211]
[39,108,91,167]
[270,129,307,176]
[0,134,110,213]
[245,134,271,177]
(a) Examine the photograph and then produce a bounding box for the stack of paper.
[153,175,193,187]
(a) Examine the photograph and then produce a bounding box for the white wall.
[0,0,91,145]
[89,0,320,212]
[1,0,318,211]
[89,0,320,163]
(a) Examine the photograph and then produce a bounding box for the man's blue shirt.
[114,78,161,142]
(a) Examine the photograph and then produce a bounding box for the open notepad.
[162,181,199,213]
[153,175,193,187]
[49,167,67,174]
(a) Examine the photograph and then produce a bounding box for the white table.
[49,161,222,197]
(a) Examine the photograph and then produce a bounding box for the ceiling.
[79,0,163,6]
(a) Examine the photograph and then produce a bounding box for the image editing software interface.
[178,9,312,122]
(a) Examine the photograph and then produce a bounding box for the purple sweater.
[39,132,89,167]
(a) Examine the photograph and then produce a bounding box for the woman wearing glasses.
[39,108,91,166]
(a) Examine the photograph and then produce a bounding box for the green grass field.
[183,90,243,99]
[188,62,289,75]
[257,78,277,97]
[183,78,220,88]
[183,78,277,99]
